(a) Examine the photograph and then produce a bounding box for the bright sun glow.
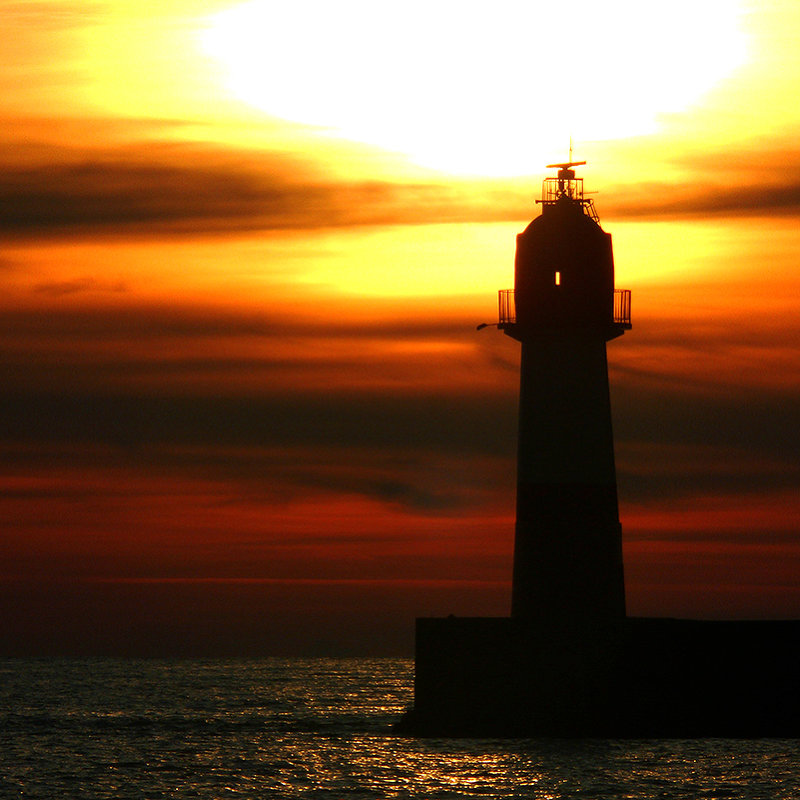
[201,0,747,176]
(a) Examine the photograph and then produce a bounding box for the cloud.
[0,0,98,24]
[0,304,476,341]
[0,137,527,238]
[609,314,800,504]
[0,298,797,511]
[14,122,800,237]
[0,389,518,458]
[33,277,127,296]
[604,135,800,219]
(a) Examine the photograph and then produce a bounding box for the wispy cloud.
[0,298,797,511]
[0,136,528,238]
[605,135,800,219]
[33,277,127,296]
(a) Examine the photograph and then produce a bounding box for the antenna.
[540,157,597,218]
[547,140,584,173]
[545,160,586,170]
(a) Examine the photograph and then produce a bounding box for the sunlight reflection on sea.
[1,658,798,799]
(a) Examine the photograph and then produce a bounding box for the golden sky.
[2,0,800,655]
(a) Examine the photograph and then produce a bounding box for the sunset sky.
[2,0,800,656]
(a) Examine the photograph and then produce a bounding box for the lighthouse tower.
[499,161,631,622]
[400,163,800,738]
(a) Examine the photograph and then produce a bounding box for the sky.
[1,0,800,656]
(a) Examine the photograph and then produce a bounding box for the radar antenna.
[544,160,586,199]
[544,160,587,171]
[538,158,599,222]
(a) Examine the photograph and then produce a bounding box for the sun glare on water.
[201,0,746,175]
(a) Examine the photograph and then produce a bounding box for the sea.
[1,658,799,799]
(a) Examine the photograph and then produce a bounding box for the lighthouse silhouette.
[398,162,800,738]
[502,160,630,621]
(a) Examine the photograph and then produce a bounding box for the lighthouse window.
[554,271,561,286]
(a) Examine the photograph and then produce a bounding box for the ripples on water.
[1,658,799,799]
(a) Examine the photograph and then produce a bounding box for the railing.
[498,289,515,325]
[497,289,632,327]
[541,176,585,204]
[538,178,599,221]
[614,289,632,326]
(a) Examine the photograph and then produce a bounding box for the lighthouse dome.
[514,195,615,333]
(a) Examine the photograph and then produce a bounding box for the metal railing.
[614,289,632,326]
[498,289,515,325]
[541,176,585,204]
[497,288,631,327]
[539,177,599,221]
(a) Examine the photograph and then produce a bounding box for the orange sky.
[1,0,800,655]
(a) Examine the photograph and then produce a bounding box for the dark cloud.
[16,124,800,237]
[611,374,800,506]
[1,309,797,651]
[605,137,800,219]
[33,277,128,296]
[0,139,526,238]
[6,124,800,238]
[0,305,476,341]
[0,300,797,510]
[0,301,518,514]
[607,315,800,504]
[0,390,517,459]
[0,357,797,512]
[608,181,800,220]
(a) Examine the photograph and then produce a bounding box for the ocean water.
[1,658,799,799]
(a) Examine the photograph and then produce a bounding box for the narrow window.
[555,271,561,286]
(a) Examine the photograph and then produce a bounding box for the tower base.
[396,617,800,737]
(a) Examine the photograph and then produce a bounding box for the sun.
[200,0,747,176]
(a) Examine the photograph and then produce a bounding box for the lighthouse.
[399,162,800,738]
[500,161,630,622]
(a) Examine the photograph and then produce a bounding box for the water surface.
[2,658,798,799]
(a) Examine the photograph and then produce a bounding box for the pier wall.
[401,617,800,737]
